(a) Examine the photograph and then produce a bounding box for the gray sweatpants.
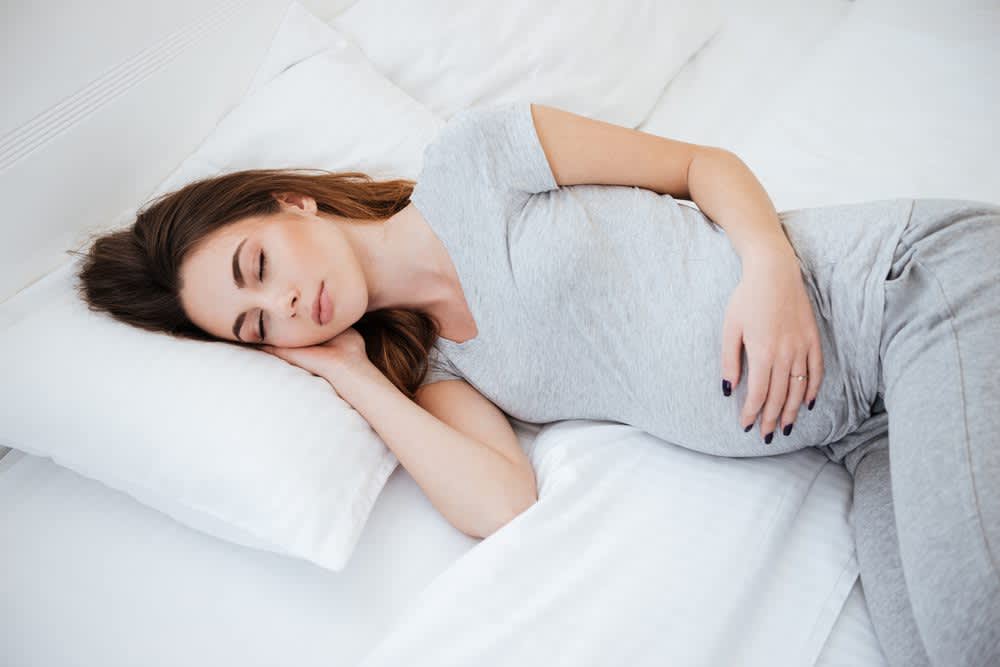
[838,199,1000,666]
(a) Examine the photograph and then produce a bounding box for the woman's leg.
[875,199,1000,665]
[850,432,933,666]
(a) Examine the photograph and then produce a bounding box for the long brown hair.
[73,168,442,401]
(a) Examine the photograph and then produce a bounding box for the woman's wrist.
[323,355,377,386]
[740,234,799,270]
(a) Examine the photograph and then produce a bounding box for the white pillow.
[152,7,442,197]
[331,0,726,128]
[0,3,442,572]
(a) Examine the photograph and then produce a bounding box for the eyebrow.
[232,237,248,341]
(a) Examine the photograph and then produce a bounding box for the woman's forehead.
[197,215,270,254]
[178,236,244,337]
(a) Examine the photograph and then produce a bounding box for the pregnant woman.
[77,103,998,666]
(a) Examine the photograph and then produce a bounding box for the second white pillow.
[332,0,726,128]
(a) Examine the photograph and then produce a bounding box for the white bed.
[3,0,997,664]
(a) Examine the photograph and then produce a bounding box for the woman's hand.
[261,326,370,381]
[721,249,824,441]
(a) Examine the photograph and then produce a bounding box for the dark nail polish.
[764,431,774,444]
[808,398,815,411]
[783,423,794,436]
[722,379,731,397]
[744,424,752,433]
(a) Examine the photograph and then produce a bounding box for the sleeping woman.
[76,102,998,667]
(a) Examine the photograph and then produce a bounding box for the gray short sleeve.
[418,346,463,388]
[418,102,559,208]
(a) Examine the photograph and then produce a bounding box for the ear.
[273,191,318,215]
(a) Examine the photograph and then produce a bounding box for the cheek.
[336,252,370,320]
[304,232,344,290]
[286,227,328,273]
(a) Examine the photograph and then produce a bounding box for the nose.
[276,287,299,320]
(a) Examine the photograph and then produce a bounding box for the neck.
[324,204,452,315]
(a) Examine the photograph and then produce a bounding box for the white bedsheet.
[1,417,860,666]
[360,420,859,666]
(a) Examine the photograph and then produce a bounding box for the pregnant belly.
[622,269,876,458]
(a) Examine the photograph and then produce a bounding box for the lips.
[312,281,324,325]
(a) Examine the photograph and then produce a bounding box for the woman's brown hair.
[73,168,442,401]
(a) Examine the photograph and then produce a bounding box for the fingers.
[759,353,792,442]
[720,315,743,396]
[805,338,824,409]
[739,347,816,444]
[780,359,809,435]
[740,354,770,432]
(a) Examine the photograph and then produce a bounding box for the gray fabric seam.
[912,254,1000,584]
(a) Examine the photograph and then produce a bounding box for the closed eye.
[258,250,266,341]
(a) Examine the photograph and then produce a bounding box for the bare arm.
[324,359,537,539]
[529,103,794,263]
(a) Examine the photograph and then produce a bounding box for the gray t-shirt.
[412,102,913,459]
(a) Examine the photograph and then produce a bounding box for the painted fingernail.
[722,379,731,397]
[783,423,794,436]
[744,424,752,433]
[764,431,774,444]
[808,398,815,410]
